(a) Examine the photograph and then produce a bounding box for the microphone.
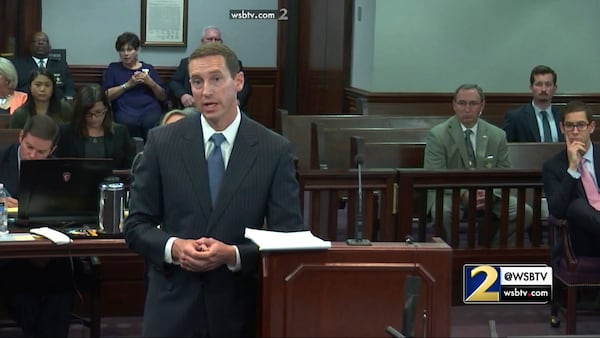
[347,154,372,246]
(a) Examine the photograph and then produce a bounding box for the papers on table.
[244,228,331,251]
[0,233,36,242]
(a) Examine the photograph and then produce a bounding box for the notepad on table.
[0,233,36,241]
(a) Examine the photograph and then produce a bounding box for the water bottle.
[99,177,125,234]
[0,183,9,234]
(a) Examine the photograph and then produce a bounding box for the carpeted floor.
[0,304,597,337]
[451,304,600,337]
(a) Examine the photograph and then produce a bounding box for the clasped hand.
[129,71,154,88]
[565,134,586,171]
[173,237,236,273]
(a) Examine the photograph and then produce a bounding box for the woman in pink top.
[0,57,27,115]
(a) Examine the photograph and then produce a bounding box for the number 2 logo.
[466,265,500,302]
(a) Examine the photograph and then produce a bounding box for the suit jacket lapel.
[180,115,212,221]
[525,104,542,142]
[208,117,258,230]
[551,106,565,142]
[448,117,470,168]
[475,122,489,168]
[592,143,600,189]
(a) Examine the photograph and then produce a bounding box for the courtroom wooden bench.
[0,128,20,148]
[0,115,10,129]
[349,138,564,170]
[507,142,564,169]
[394,168,550,304]
[310,123,430,169]
[350,137,426,169]
[347,140,562,242]
[348,94,506,127]
[276,109,447,169]
[297,169,397,242]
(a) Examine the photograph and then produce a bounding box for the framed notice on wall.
[141,0,188,47]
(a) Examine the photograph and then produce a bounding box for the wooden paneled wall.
[70,65,600,131]
[70,65,278,129]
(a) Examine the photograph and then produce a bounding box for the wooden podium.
[259,239,451,337]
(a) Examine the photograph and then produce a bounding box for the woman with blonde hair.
[0,57,27,114]
[160,109,188,126]
[131,109,189,170]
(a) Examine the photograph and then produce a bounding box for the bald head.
[200,26,222,45]
[30,32,51,58]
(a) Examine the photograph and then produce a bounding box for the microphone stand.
[347,155,371,246]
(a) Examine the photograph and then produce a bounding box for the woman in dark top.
[103,32,166,141]
[55,83,133,169]
[9,68,72,128]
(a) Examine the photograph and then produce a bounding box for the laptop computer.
[16,158,113,227]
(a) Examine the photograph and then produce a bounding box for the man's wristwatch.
[121,83,129,91]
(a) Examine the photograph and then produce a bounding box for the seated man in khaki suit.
[424,83,533,246]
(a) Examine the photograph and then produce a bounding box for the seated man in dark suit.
[503,65,563,142]
[0,115,81,337]
[168,26,251,111]
[12,31,75,101]
[543,100,600,257]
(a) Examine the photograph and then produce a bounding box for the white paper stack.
[244,228,331,251]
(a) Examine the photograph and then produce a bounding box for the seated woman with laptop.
[55,83,133,169]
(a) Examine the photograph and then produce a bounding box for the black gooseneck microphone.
[347,154,371,246]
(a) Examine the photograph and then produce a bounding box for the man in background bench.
[503,65,563,142]
[424,83,532,246]
[12,31,75,102]
[168,26,251,112]
[542,101,600,257]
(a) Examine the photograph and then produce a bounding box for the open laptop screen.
[17,158,113,225]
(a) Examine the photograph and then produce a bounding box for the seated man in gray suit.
[503,65,563,142]
[424,83,532,246]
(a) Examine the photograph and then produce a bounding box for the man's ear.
[235,71,245,92]
[18,130,24,143]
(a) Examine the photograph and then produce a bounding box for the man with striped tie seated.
[543,101,600,256]
[424,83,532,246]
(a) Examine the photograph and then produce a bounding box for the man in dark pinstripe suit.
[124,43,304,337]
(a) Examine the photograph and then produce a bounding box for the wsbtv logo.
[464,264,552,304]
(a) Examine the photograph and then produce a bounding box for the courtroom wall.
[42,0,278,66]
[353,0,600,93]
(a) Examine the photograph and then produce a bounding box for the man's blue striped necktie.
[207,133,226,206]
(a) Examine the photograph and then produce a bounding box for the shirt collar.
[584,143,595,163]
[32,56,47,62]
[531,100,552,115]
[460,122,478,134]
[200,107,242,146]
